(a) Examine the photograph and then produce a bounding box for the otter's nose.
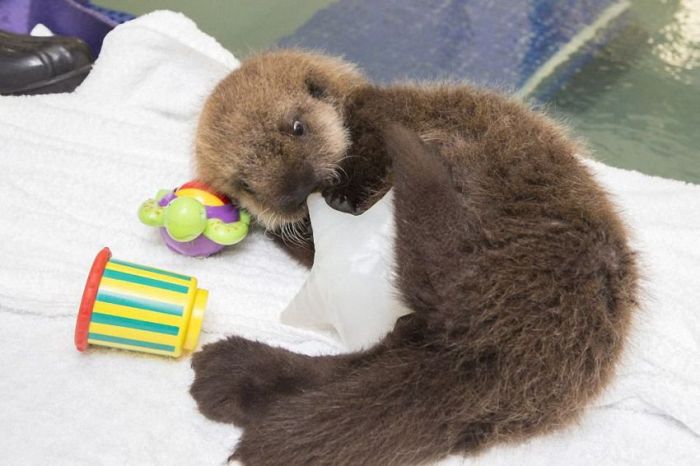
[277,170,319,213]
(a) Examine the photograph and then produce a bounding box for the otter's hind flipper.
[384,125,469,316]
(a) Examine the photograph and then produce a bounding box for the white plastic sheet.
[282,191,412,350]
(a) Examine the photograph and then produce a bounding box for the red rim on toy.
[74,247,112,351]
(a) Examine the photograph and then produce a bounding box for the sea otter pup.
[190,50,639,465]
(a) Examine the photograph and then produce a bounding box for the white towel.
[0,11,698,465]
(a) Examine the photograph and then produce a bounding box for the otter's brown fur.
[191,50,639,465]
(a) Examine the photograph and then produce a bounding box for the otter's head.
[195,50,367,230]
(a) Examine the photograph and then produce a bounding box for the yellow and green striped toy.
[75,247,207,357]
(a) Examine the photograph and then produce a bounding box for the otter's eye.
[292,120,304,136]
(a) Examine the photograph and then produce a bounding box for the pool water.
[98,0,699,184]
[536,0,700,184]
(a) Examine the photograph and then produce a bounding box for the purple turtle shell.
[206,204,239,222]
[158,191,177,206]
[159,228,225,257]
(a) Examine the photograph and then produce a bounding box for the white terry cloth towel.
[0,10,698,466]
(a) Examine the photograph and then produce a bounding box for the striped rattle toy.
[75,248,207,357]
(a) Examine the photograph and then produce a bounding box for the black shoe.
[0,29,93,96]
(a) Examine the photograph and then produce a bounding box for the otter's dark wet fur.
[191,50,639,465]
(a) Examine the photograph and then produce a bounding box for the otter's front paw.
[190,336,325,427]
[322,186,363,214]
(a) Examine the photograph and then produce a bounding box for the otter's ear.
[305,76,327,100]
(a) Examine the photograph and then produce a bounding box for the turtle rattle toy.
[138,180,250,257]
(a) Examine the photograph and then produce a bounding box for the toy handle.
[137,190,172,227]
[138,198,165,227]
[203,209,251,245]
